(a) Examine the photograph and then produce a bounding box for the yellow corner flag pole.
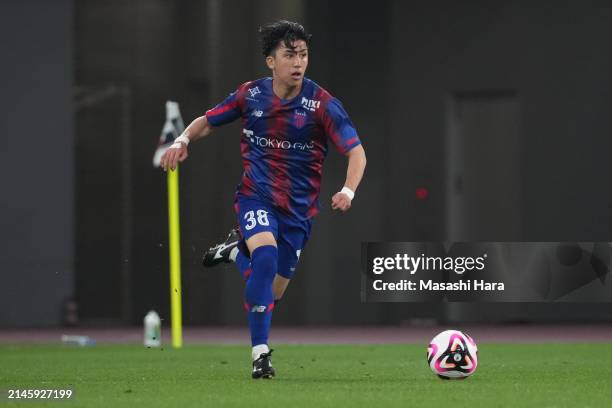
[155,100,185,349]
[167,165,183,348]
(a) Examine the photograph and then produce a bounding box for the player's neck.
[272,78,302,100]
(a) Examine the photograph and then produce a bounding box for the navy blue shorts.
[235,195,312,279]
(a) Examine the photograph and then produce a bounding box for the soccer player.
[160,20,366,379]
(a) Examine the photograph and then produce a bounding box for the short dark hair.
[258,20,312,57]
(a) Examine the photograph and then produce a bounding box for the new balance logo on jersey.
[248,86,261,97]
[243,128,314,151]
[252,109,263,117]
[301,97,320,112]
[251,305,267,313]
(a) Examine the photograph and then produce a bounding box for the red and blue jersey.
[205,77,361,221]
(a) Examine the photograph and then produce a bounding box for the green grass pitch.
[1,343,611,407]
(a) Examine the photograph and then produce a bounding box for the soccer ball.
[427,329,478,379]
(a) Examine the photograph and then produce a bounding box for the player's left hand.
[331,192,352,212]
[160,143,188,171]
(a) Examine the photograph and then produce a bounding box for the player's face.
[266,40,308,87]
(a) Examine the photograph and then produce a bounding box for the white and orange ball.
[427,330,478,379]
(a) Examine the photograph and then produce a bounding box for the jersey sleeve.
[321,97,362,154]
[205,82,249,127]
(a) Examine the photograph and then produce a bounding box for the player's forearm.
[182,115,213,142]
[343,145,366,192]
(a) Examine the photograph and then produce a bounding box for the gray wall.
[388,1,612,242]
[0,0,74,326]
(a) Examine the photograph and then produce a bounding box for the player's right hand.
[161,143,188,171]
[331,192,352,212]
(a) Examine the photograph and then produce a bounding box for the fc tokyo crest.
[294,109,307,128]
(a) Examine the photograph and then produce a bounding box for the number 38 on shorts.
[236,198,282,241]
[244,209,270,231]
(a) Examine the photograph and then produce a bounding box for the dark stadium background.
[3,0,612,329]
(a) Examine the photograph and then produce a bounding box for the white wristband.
[340,186,355,200]
[175,134,190,146]
[169,134,189,150]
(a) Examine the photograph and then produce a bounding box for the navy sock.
[235,248,252,281]
[244,245,277,347]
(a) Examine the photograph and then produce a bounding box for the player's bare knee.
[246,232,277,253]
[273,285,287,301]
[273,275,290,299]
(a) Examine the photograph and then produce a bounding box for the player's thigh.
[237,197,278,253]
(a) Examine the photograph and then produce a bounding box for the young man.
[161,20,366,379]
